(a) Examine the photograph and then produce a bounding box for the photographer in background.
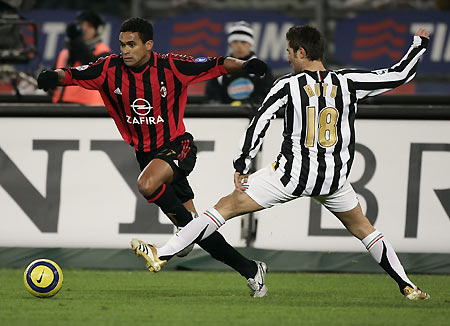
[205,21,274,106]
[52,10,111,105]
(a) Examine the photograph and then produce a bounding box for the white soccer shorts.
[245,165,359,213]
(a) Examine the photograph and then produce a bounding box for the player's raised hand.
[234,172,249,192]
[415,28,430,39]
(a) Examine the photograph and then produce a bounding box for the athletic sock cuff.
[203,208,226,227]
[145,184,166,203]
[362,230,383,250]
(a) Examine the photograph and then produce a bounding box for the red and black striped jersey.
[61,52,228,152]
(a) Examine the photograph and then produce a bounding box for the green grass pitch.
[1,269,449,326]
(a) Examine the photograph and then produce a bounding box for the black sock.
[379,243,412,294]
[146,184,193,227]
[145,184,257,278]
[198,232,257,279]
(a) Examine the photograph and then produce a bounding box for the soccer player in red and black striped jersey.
[38,17,269,296]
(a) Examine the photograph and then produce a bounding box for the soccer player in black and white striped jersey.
[133,26,431,300]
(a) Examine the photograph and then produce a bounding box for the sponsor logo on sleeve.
[194,57,208,63]
[75,65,89,71]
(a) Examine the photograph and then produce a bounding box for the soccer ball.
[23,259,63,298]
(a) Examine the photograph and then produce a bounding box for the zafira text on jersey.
[126,115,165,125]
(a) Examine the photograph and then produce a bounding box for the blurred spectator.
[0,0,39,96]
[0,1,23,56]
[435,0,450,10]
[52,10,111,105]
[205,21,274,106]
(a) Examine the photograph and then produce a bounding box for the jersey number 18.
[305,106,338,148]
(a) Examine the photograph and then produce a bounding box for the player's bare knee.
[137,174,158,197]
[214,194,234,211]
[214,191,248,217]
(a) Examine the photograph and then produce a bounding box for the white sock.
[157,208,225,258]
[362,230,415,291]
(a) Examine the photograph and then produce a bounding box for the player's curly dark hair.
[120,17,153,43]
[286,25,324,61]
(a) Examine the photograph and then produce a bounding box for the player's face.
[119,32,154,68]
[286,43,303,73]
[230,40,251,59]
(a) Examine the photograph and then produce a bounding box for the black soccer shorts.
[135,132,197,203]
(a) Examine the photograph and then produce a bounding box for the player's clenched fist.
[242,58,268,76]
[415,28,430,39]
[37,70,59,91]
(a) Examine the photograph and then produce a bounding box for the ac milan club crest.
[160,85,167,97]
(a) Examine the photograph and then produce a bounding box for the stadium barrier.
[1,103,449,273]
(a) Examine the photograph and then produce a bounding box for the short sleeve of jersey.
[169,54,228,85]
[61,55,111,90]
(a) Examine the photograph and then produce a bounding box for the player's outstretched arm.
[38,57,109,92]
[233,77,289,176]
[224,57,267,76]
[339,28,430,100]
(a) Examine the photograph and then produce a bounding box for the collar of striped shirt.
[128,51,157,73]
[302,70,329,82]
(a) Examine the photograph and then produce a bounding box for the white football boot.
[130,238,166,273]
[247,261,268,298]
[403,286,430,300]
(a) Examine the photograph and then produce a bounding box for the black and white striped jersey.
[234,35,428,197]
